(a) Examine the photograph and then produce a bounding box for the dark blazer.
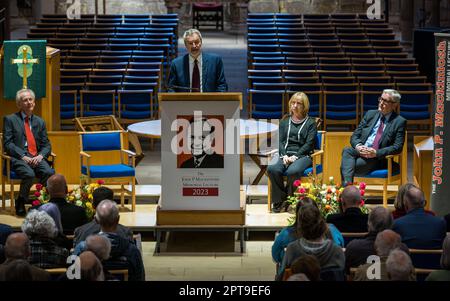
[392,208,447,249]
[48,198,88,234]
[180,153,224,168]
[350,110,406,158]
[326,207,369,233]
[278,116,317,158]
[73,220,133,247]
[168,53,228,92]
[3,112,51,160]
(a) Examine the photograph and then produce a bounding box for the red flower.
[34,191,41,197]
[360,199,365,206]
[299,187,306,194]
[97,180,105,185]
[359,182,366,190]
[293,180,301,187]
[35,183,43,191]
[327,187,332,193]
[360,189,365,196]
[32,200,40,206]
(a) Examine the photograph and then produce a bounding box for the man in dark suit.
[326,185,368,233]
[46,174,87,234]
[2,89,54,216]
[340,89,406,186]
[393,184,447,249]
[180,116,224,168]
[168,28,228,92]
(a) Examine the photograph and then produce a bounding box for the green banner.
[3,40,46,99]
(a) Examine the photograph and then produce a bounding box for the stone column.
[400,0,414,43]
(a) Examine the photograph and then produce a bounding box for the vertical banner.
[430,34,450,215]
[3,40,46,99]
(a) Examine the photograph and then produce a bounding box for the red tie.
[192,59,200,92]
[24,116,37,156]
[372,116,385,150]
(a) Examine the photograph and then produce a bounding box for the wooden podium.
[413,136,433,210]
[156,92,245,252]
[0,46,61,131]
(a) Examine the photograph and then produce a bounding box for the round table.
[127,119,278,139]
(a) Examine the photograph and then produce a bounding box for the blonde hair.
[288,92,310,117]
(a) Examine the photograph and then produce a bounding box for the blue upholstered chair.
[79,131,136,211]
[267,130,325,212]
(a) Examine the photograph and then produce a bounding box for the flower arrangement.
[30,180,105,220]
[286,175,369,223]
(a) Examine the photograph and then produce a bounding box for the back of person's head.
[386,249,415,281]
[79,251,104,281]
[95,199,119,230]
[297,204,327,240]
[394,183,416,211]
[4,233,30,260]
[404,185,425,211]
[21,210,57,239]
[368,206,393,233]
[292,197,315,228]
[374,230,402,257]
[290,254,321,281]
[92,187,114,209]
[86,234,111,261]
[46,174,68,198]
[38,203,63,233]
[286,273,310,281]
[340,185,361,210]
[440,234,450,270]
[3,259,33,281]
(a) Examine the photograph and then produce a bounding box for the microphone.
[166,84,200,92]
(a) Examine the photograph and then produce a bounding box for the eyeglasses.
[378,97,396,104]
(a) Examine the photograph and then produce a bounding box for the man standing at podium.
[2,89,54,216]
[168,28,228,92]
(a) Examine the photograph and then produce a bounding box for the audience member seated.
[392,184,447,249]
[37,203,72,249]
[1,259,34,281]
[386,249,416,281]
[0,245,4,264]
[79,251,105,281]
[21,210,69,268]
[83,234,122,281]
[286,273,310,281]
[288,254,321,281]
[426,234,450,281]
[73,200,145,281]
[278,203,345,280]
[0,233,49,281]
[353,230,411,281]
[272,197,344,266]
[0,223,13,245]
[444,213,450,232]
[73,187,133,247]
[392,183,435,219]
[326,186,368,233]
[44,174,87,234]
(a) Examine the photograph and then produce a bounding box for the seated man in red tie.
[2,89,54,216]
[340,89,407,186]
[167,28,228,92]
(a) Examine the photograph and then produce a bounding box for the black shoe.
[15,199,26,217]
[272,203,282,213]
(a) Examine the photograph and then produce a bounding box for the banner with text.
[431,34,450,215]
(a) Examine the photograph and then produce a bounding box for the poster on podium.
[160,93,241,210]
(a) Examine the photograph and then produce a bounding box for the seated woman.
[37,203,72,250]
[277,203,345,280]
[21,210,69,269]
[392,183,435,219]
[272,198,344,267]
[267,92,317,213]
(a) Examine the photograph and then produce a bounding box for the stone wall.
[55,0,167,15]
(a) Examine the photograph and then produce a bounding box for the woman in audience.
[278,203,345,280]
[267,92,317,213]
[426,234,450,281]
[272,197,344,266]
[288,254,321,281]
[37,203,72,249]
[21,210,69,269]
[392,183,435,219]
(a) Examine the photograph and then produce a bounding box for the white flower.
[329,176,334,182]
[322,199,326,204]
[76,200,83,207]
[322,184,327,189]
[331,187,336,193]
[76,193,81,199]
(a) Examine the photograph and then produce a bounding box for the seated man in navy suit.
[340,89,406,186]
[2,89,54,216]
[168,28,228,92]
[393,184,447,249]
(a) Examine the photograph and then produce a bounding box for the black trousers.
[11,158,54,201]
[267,155,312,207]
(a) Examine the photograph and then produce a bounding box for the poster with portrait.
[160,94,241,210]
